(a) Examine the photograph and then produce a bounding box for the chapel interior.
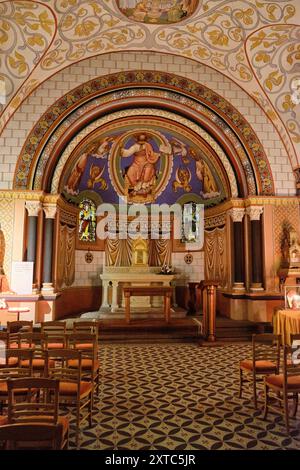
[0,0,300,451]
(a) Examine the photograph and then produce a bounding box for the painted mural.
[62,122,225,207]
[117,0,198,24]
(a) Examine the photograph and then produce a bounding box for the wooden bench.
[123,286,173,324]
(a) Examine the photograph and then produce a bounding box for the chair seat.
[68,359,99,371]
[9,343,35,349]
[21,359,55,370]
[0,415,68,437]
[0,358,19,368]
[266,374,300,390]
[45,343,65,349]
[74,343,95,350]
[0,382,29,395]
[240,359,277,372]
[59,381,92,397]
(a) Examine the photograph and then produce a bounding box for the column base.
[250,283,264,292]
[41,283,55,295]
[232,282,245,292]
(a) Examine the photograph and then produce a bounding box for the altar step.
[92,316,264,343]
[63,313,267,343]
[97,318,198,343]
[214,316,268,342]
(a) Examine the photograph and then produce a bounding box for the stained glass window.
[181,202,201,243]
[78,199,96,242]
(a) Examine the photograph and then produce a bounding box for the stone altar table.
[99,266,177,318]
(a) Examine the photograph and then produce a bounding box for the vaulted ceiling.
[1,0,299,166]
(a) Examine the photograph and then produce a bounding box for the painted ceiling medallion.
[117,0,198,24]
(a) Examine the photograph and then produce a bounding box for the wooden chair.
[7,321,33,349]
[239,333,281,408]
[45,349,93,448]
[263,344,300,434]
[73,321,99,347]
[0,349,33,412]
[4,377,69,448]
[41,321,66,349]
[16,332,55,375]
[67,333,100,396]
[0,423,65,450]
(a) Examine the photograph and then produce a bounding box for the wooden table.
[123,286,173,324]
[273,308,300,345]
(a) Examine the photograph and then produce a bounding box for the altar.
[98,236,182,319]
[99,266,177,316]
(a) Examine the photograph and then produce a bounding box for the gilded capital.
[43,204,57,219]
[25,200,41,217]
[228,208,245,223]
[246,206,263,221]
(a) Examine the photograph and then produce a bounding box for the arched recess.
[13,71,275,197]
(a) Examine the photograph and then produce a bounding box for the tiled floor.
[60,342,300,450]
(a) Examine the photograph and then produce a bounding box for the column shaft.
[27,216,37,263]
[233,221,245,284]
[251,219,263,286]
[43,218,54,284]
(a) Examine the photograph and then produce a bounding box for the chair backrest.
[0,422,64,450]
[67,332,98,355]
[7,321,33,347]
[45,349,82,393]
[41,321,66,334]
[73,321,99,337]
[17,331,45,349]
[42,332,67,350]
[7,377,59,424]
[7,321,33,334]
[0,349,34,380]
[252,334,281,370]
[283,345,300,390]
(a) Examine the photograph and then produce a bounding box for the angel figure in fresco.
[120,132,172,199]
[64,138,114,196]
[172,167,192,192]
[89,137,115,160]
[170,138,189,164]
[190,148,220,199]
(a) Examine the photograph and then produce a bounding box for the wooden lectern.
[199,280,219,342]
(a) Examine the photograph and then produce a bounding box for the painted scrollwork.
[0,0,299,171]
[0,1,56,114]
[246,24,300,156]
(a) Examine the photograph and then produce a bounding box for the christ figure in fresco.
[120,133,171,199]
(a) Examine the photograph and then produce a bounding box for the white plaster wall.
[172,251,204,285]
[73,250,104,287]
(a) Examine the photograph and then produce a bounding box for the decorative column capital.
[228,208,245,223]
[246,206,264,221]
[43,204,57,219]
[25,200,41,217]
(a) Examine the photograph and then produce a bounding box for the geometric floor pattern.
[61,343,300,450]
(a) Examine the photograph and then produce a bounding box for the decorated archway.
[13,71,275,197]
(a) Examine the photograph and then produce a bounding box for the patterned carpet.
[61,343,300,450]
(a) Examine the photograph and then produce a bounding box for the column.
[25,201,41,292]
[246,206,264,290]
[229,208,245,290]
[101,280,109,308]
[111,281,118,312]
[41,204,56,294]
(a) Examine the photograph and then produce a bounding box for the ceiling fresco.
[0,0,299,167]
